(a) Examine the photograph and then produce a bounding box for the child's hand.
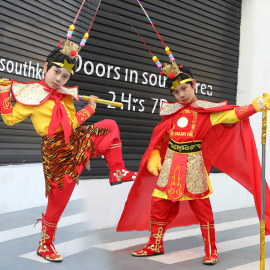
[253,94,270,112]
[147,150,161,176]
[88,95,98,110]
[0,79,11,92]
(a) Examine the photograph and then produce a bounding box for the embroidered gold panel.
[186,152,208,194]
[156,149,208,195]
[191,100,227,109]
[156,149,173,188]
[12,82,48,105]
[160,102,184,116]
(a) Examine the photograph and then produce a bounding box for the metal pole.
[260,92,267,270]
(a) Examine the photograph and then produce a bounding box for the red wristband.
[0,91,12,114]
[235,104,256,121]
[75,105,95,125]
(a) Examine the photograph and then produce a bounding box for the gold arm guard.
[0,79,11,86]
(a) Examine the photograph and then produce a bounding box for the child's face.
[43,63,71,89]
[171,80,197,104]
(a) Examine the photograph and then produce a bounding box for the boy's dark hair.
[166,66,194,92]
[46,48,77,75]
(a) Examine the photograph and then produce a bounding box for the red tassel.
[180,65,183,68]
[169,73,175,79]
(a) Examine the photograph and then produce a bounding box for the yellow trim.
[170,138,202,144]
[168,148,202,155]
[171,78,192,89]
[207,222,211,256]
[0,90,10,93]
[51,59,74,74]
[89,104,95,113]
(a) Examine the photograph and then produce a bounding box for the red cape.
[117,101,270,235]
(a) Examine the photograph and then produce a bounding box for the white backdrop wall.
[0,0,268,230]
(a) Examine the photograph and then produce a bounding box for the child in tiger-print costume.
[0,48,137,262]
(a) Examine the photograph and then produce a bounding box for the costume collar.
[159,100,228,116]
[39,79,79,100]
[11,79,79,106]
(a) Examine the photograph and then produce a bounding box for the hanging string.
[99,7,153,56]
[86,0,102,34]
[73,0,86,25]
[79,0,102,48]
[66,0,86,41]
[136,0,167,48]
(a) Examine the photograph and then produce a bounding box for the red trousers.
[150,196,214,225]
[44,119,121,222]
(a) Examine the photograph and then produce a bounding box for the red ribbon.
[38,79,72,144]
[47,90,71,144]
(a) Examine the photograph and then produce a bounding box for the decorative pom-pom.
[169,54,173,58]
[157,63,162,68]
[82,39,86,43]
[67,33,72,38]
[60,41,63,44]
[160,72,165,75]
[152,56,157,61]
[156,61,160,65]
[83,36,88,40]
[70,25,75,30]
[70,50,77,57]
[169,73,175,79]
[154,58,159,63]
[170,57,175,61]
[180,65,183,68]
[68,31,73,34]
[80,42,85,47]
[57,45,61,48]
[165,47,170,52]
[167,51,171,55]
[84,33,89,38]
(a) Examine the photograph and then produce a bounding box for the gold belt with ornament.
[168,139,202,154]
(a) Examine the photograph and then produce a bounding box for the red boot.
[132,221,168,257]
[37,214,63,262]
[200,222,217,265]
[104,141,137,185]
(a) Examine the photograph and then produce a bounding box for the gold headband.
[171,78,193,90]
[50,59,74,75]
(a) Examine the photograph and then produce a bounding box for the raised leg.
[90,119,137,185]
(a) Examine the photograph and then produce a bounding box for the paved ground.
[0,199,269,270]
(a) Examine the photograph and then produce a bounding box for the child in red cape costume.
[117,101,270,232]
[117,66,270,265]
